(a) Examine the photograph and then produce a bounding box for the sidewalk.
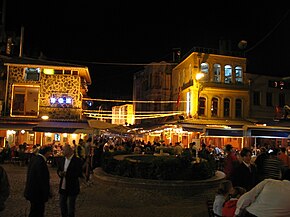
[0,163,209,217]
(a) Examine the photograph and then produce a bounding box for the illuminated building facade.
[134,48,290,150]
[112,104,134,125]
[0,56,91,147]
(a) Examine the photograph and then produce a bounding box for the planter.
[93,168,226,198]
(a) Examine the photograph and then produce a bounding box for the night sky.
[5,1,290,100]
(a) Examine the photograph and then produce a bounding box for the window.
[253,91,260,105]
[24,68,40,81]
[152,72,161,89]
[201,62,209,81]
[186,91,191,116]
[198,97,206,116]
[266,92,272,106]
[54,69,62,74]
[224,98,230,117]
[213,64,221,82]
[279,93,285,107]
[201,63,209,73]
[211,97,218,117]
[54,134,61,142]
[11,85,39,116]
[235,99,242,118]
[224,65,232,83]
[235,66,243,83]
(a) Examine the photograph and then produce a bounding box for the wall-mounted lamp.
[41,115,49,120]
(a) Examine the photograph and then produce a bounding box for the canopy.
[88,120,132,134]
[33,121,89,133]
[87,119,118,129]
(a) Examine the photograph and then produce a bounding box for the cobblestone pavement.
[0,163,209,217]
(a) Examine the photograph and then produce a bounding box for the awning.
[33,121,89,133]
[107,125,132,134]
[88,119,118,129]
[205,128,244,137]
[247,129,290,138]
[0,121,38,130]
[180,123,203,132]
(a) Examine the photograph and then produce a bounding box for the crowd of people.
[1,136,290,217]
[213,143,290,217]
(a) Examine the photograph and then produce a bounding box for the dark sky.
[5,1,290,99]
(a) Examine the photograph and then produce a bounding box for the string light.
[83,98,187,104]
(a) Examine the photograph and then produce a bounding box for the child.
[213,180,233,216]
[222,186,246,217]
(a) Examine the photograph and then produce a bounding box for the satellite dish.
[238,40,247,50]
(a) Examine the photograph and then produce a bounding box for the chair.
[206,199,215,217]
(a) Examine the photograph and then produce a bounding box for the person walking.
[24,145,53,217]
[0,165,10,212]
[57,144,84,217]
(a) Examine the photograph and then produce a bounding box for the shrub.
[101,153,216,180]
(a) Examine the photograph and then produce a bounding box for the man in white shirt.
[235,169,290,217]
[57,144,84,217]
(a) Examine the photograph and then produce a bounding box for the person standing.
[0,165,10,212]
[232,148,258,191]
[24,145,53,217]
[223,144,239,181]
[57,144,84,217]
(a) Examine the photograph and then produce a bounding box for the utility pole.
[19,26,24,57]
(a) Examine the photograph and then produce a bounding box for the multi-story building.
[133,47,290,150]
[244,73,290,148]
[171,48,250,148]
[112,104,134,125]
[133,61,176,125]
[0,55,91,148]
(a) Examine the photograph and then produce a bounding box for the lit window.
[201,63,209,73]
[235,66,243,83]
[225,65,232,83]
[24,68,40,81]
[213,64,221,82]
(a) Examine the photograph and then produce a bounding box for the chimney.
[172,48,181,63]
